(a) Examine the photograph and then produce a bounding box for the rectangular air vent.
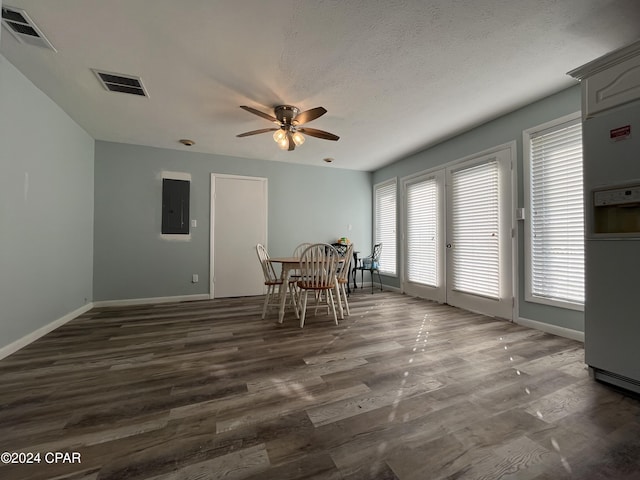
[92,69,149,97]
[1,6,56,51]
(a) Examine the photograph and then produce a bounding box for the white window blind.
[374,180,397,275]
[407,178,437,286]
[451,160,500,299]
[528,119,584,305]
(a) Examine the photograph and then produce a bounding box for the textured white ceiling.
[2,0,640,170]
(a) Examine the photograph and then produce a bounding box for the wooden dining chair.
[288,242,311,306]
[293,242,312,258]
[336,243,354,318]
[296,243,340,328]
[255,244,283,320]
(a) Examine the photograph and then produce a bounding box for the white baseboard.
[516,317,584,342]
[93,293,210,308]
[0,303,94,361]
[351,282,398,293]
[381,284,401,293]
[1,294,212,360]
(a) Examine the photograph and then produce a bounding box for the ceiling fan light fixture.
[276,135,289,150]
[238,104,338,151]
[273,129,287,143]
[292,131,305,146]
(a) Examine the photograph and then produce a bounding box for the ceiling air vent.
[92,69,149,97]
[1,5,56,51]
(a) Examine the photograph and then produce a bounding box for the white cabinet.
[571,40,640,395]
[568,40,640,119]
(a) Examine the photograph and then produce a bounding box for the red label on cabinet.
[610,125,631,141]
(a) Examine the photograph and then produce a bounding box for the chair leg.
[377,270,383,291]
[262,285,270,319]
[335,283,344,320]
[341,283,350,316]
[314,291,321,316]
[300,290,308,328]
[370,270,374,294]
[289,283,300,318]
[328,289,338,325]
[297,285,303,315]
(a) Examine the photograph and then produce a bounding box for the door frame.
[209,173,268,299]
[399,141,517,320]
[445,144,514,319]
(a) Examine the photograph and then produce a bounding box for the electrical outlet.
[192,274,199,283]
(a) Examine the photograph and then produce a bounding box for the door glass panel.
[407,178,438,286]
[450,160,500,299]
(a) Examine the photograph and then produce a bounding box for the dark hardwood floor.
[1,291,639,480]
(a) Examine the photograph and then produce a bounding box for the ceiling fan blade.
[240,105,278,123]
[236,128,278,137]
[286,131,295,151]
[298,127,340,141]
[293,106,327,125]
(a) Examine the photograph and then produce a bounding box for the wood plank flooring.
[1,291,640,479]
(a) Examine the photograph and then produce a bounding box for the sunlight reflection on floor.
[500,333,573,475]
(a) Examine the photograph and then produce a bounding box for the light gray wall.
[372,86,584,332]
[94,141,371,301]
[0,54,94,347]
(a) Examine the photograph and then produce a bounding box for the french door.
[403,170,446,303]
[401,145,514,319]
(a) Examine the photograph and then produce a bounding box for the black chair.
[355,243,383,293]
[330,243,349,257]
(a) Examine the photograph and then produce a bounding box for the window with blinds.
[406,178,438,286]
[525,115,584,308]
[450,160,500,299]
[374,179,397,275]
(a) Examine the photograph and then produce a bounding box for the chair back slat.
[290,242,312,278]
[299,243,339,289]
[293,242,312,258]
[372,243,383,263]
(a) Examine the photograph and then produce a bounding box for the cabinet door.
[583,53,640,118]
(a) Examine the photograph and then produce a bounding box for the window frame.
[373,178,398,276]
[523,112,584,311]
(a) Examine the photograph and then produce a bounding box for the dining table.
[267,257,300,324]
[268,256,344,324]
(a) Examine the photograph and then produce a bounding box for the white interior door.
[401,145,514,319]
[445,148,513,319]
[210,174,267,298]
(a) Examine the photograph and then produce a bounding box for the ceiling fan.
[237,105,339,151]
